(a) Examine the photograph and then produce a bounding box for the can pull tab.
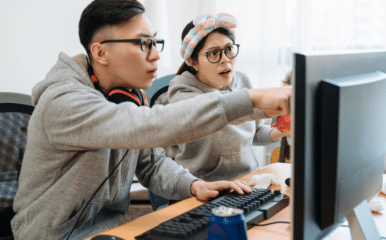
[212,206,244,217]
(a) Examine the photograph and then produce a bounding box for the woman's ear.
[90,43,109,66]
[188,58,198,72]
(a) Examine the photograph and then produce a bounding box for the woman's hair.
[282,70,293,86]
[79,0,145,58]
[176,21,236,75]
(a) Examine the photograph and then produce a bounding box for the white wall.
[0,0,212,95]
[0,1,91,95]
[0,0,290,95]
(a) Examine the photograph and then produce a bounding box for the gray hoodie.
[11,53,255,240]
[168,71,274,182]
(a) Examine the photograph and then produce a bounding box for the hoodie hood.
[172,71,238,94]
[32,52,93,106]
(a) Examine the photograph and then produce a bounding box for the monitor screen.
[291,50,386,240]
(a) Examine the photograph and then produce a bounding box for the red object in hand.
[271,116,291,135]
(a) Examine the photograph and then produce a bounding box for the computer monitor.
[291,50,386,240]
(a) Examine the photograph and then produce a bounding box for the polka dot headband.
[180,13,237,66]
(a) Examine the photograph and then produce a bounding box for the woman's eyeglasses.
[199,44,240,63]
[100,37,165,52]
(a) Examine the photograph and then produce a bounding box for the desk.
[87,163,386,240]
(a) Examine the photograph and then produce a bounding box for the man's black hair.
[79,0,145,57]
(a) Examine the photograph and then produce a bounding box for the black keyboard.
[135,188,290,240]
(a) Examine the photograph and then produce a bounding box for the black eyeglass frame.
[198,44,240,63]
[100,37,165,52]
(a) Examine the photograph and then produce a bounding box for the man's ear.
[188,58,198,72]
[90,43,109,66]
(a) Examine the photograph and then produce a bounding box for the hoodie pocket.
[201,149,258,182]
[47,202,103,240]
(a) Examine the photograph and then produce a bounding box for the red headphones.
[88,62,148,106]
[106,86,148,106]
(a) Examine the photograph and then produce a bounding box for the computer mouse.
[91,235,124,240]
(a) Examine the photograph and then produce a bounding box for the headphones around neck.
[87,57,148,106]
[107,87,147,106]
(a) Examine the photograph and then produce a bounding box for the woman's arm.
[269,128,286,142]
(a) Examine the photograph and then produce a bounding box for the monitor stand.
[346,199,381,240]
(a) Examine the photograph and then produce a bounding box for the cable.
[250,221,290,226]
[247,196,290,227]
[66,149,129,240]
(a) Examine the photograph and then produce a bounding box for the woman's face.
[190,32,237,90]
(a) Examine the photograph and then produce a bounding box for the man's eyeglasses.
[198,44,240,63]
[100,37,165,52]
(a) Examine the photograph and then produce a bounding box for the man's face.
[104,14,160,90]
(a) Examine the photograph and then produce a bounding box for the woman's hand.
[270,128,287,142]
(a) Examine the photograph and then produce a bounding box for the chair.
[144,74,175,211]
[0,92,34,239]
[144,74,174,107]
[269,137,291,164]
[145,74,180,159]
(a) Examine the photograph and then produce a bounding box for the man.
[11,0,292,239]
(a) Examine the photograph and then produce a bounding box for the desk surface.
[87,163,386,240]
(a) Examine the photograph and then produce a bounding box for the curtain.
[143,0,386,89]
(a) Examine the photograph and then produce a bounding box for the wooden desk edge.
[86,163,386,240]
[86,163,291,240]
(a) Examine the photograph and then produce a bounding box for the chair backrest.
[145,73,180,159]
[0,92,34,232]
[144,74,175,211]
[144,74,175,107]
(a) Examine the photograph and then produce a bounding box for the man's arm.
[248,86,292,117]
[168,83,292,126]
[136,148,252,201]
[44,84,291,151]
[43,88,253,151]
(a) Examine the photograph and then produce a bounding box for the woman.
[167,13,287,182]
